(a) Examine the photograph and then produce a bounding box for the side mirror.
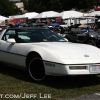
[6,39,16,43]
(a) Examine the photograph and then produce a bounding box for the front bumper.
[44,61,100,76]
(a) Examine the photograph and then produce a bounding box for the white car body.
[0,27,100,81]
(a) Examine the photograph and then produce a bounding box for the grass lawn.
[0,65,100,100]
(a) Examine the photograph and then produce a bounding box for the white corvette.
[0,27,100,81]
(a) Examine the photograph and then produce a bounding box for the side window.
[2,30,16,41]
[17,31,31,43]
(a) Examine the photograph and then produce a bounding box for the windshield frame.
[16,29,67,43]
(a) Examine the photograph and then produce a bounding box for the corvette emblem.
[84,54,89,57]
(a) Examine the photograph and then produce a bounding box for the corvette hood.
[30,42,100,59]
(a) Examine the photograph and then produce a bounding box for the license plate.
[90,65,100,73]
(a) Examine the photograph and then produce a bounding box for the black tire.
[86,40,96,46]
[28,57,46,82]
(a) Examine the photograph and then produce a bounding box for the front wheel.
[86,40,96,46]
[28,57,46,82]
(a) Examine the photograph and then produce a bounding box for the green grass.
[0,65,100,100]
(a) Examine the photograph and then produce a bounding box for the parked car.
[0,27,100,82]
[65,30,100,48]
[0,28,2,35]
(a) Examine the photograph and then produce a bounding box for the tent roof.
[9,12,39,19]
[0,15,9,20]
[9,14,25,19]
[33,11,59,18]
[24,12,39,19]
[53,11,84,19]
[85,11,100,16]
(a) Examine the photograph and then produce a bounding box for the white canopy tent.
[0,15,9,26]
[53,11,84,19]
[24,12,39,19]
[33,11,60,18]
[9,14,25,19]
[0,15,9,20]
[85,11,100,16]
[9,12,39,19]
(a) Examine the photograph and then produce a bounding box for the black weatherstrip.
[0,50,26,57]
[43,60,100,65]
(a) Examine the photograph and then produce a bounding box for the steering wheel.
[48,35,57,40]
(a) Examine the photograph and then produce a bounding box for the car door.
[0,29,19,66]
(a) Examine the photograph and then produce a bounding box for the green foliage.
[0,0,19,17]
[0,0,100,16]
[0,65,100,99]
[26,0,100,12]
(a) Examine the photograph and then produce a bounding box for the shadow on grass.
[0,64,100,89]
[0,64,32,82]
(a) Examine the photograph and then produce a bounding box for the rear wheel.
[28,57,46,82]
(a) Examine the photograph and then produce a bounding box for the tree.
[27,0,100,12]
[0,0,19,16]
[21,0,28,11]
[0,0,100,16]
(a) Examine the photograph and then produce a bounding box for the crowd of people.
[0,18,100,37]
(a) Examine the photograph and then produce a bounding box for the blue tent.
[49,23,60,27]
[81,29,95,33]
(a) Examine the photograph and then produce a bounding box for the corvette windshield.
[18,29,67,42]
